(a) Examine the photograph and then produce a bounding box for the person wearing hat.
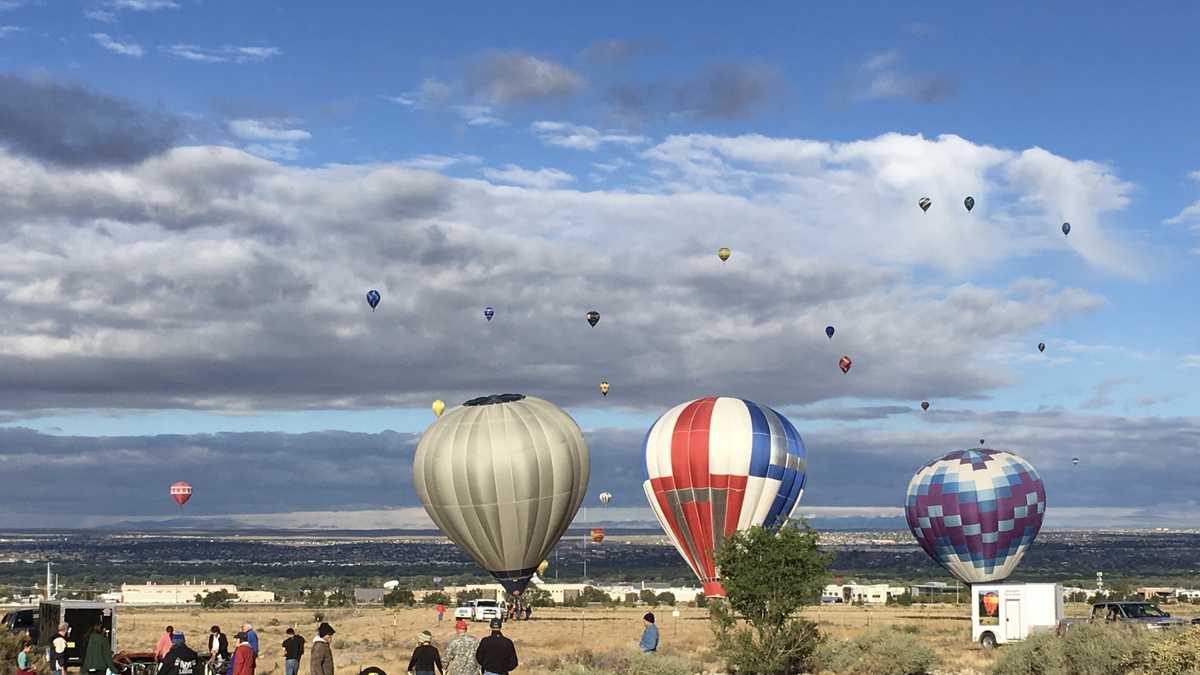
[474,618,517,675]
[159,632,200,675]
[309,623,335,675]
[405,630,443,675]
[638,613,659,654]
[442,620,478,675]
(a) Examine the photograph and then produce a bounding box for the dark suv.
[1090,602,1188,630]
[2,608,39,643]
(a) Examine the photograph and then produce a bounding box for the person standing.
[231,633,256,675]
[435,602,445,623]
[442,620,478,675]
[474,619,517,675]
[241,625,259,656]
[406,631,442,675]
[208,626,229,675]
[638,613,659,654]
[49,623,69,675]
[309,623,335,675]
[156,625,177,663]
[83,623,118,675]
[282,627,306,675]
[158,632,200,675]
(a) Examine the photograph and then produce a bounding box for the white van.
[972,583,1063,649]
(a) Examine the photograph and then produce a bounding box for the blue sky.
[0,0,1198,527]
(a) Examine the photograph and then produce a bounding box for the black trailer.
[37,600,117,668]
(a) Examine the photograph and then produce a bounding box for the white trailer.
[971,582,1063,649]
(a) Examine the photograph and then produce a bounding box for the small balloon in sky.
[826,325,835,339]
[586,311,600,327]
[839,355,852,374]
[964,196,975,212]
[1062,222,1071,236]
[921,401,930,411]
[718,247,731,262]
[918,197,932,212]
[432,399,445,417]
[1038,342,1046,353]
[484,306,495,322]
[366,290,381,311]
[599,380,609,396]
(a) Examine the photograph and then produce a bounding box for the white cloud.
[0,25,23,35]
[481,164,575,189]
[91,33,143,57]
[531,121,646,151]
[228,119,311,142]
[1166,170,1200,233]
[469,51,585,105]
[109,0,179,9]
[398,154,482,171]
[84,9,117,22]
[1183,355,1200,368]
[0,0,27,10]
[854,50,955,103]
[454,104,504,127]
[387,79,452,109]
[164,44,281,64]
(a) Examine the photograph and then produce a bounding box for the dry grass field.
[116,602,1200,675]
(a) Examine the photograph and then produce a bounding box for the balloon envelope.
[484,306,495,321]
[432,399,445,417]
[590,528,605,544]
[825,325,835,339]
[718,247,731,262]
[919,197,932,212]
[586,311,600,327]
[170,481,192,506]
[905,448,1046,584]
[599,381,609,396]
[366,290,381,310]
[839,355,852,373]
[414,394,589,595]
[1038,342,1046,353]
[643,397,807,597]
[964,196,975,212]
[1062,222,1071,236]
[537,560,550,576]
[598,491,612,505]
[921,401,930,411]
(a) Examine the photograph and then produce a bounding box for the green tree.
[455,589,484,604]
[522,587,554,607]
[423,592,450,606]
[326,589,352,607]
[197,589,236,609]
[710,522,831,674]
[639,589,659,607]
[304,591,326,608]
[383,588,415,607]
[656,592,676,606]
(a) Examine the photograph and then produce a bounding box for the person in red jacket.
[231,633,256,675]
[435,603,445,622]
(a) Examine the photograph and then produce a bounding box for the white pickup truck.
[453,599,505,622]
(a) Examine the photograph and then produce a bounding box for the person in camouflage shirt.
[443,620,480,675]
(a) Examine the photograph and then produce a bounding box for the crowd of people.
[12,606,661,675]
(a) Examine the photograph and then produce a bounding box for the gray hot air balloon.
[413,393,590,595]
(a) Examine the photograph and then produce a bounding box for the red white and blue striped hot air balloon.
[170,481,193,507]
[643,397,807,598]
[904,448,1046,584]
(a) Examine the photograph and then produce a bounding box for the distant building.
[824,582,907,605]
[354,588,386,604]
[113,582,275,605]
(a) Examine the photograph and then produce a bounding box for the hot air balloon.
[586,311,600,327]
[979,439,985,446]
[918,197,932,212]
[599,381,609,397]
[921,401,930,411]
[414,394,589,595]
[904,448,1046,584]
[1062,222,1071,236]
[170,481,192,507]
[643,397,807,597]
[1037,342,1046,353]
[598,491,613,506]
[366,290,381,311]
[825,325,835,340]
[432,576,443,586]
[1072,457,1079,467]
[432,399,445,418]
[838,356,852,374]
[964,196,975,212]
[590,528,605,544]
[718,247,731,262]
[484,306,495,322]
[537,560,550,576]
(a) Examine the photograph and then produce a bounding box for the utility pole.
[45,562,54,600]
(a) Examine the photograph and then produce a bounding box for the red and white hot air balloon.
[170,481,193,507]
[643,397,808,597]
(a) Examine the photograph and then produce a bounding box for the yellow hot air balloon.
[432,399,445,417]
[718,247,731,262]
[537,560,550,576]
[599,381,609,396]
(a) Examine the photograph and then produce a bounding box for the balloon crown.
[463,393,526,407]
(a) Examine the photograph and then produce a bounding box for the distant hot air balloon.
[905,448,1046,584]
[921,401,930,411]
[432,576,443,586]
[599,381,609,396]
[644,397,807,597]
[414,394,589,595]
[590,528,605,544]
[1038,342,1046,353]
[170,481,193,507]
[964,196,975,212]
[432,400,445,417]
[918,197,932,212]
[825,325,835,340]
[1072,457,1079,467]
[838,355,852,374]
[366,290,381,311]
[718,247,731,262]
[484,306,495,322]
[537,560,550,576]
[1062,222,1071,236]
[598,491,613,506]
[979,439,985,446]
[586,311,600,327]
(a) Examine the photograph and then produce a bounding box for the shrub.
[990,622,1158,675]
[422,592,450,605]
[989,630,1065,675]
[814,626,940,675]
[1121,625,1200,675]
[537,648,699,675]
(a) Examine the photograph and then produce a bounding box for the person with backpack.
[282,627,306,675]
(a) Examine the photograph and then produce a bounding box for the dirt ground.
[116,602,1200,675]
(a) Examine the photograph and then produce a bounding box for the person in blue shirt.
[241,624,259,655]
[638,613,659,654]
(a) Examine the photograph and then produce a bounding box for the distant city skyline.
[1,2,1199,528]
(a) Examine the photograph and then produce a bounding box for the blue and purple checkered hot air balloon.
[905,448,1046,584]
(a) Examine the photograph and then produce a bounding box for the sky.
[1,1,1199,529]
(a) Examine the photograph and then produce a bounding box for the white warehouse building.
[113,582,276,605]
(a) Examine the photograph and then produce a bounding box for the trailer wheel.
[980,632,997,650]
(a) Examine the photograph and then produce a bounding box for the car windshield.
[476,600,497,607]
[1124,604,1168,618]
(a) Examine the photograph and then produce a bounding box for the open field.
[112,602,1200,674]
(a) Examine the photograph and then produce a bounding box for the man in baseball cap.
[474,618,517,675]
[443,619,477,675]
